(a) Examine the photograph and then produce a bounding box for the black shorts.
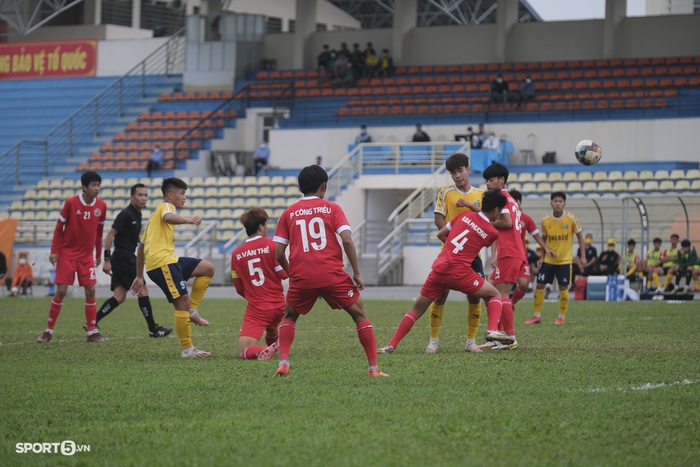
[110,250,137,291]
[537,263,572,286]
[471,256,485,278]
[662,266,673,274]
[147,257,202,303]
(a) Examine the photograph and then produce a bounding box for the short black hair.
[445,153,469,172]
[161,177,187,196]
[627,239,636,245]
[551,191,566,201]
[298,165,328,195]
[653,237,662,243]
[482,162,509,183]
[508,188,522,202]
[360,124,367,129]
[681,239,691,248]
[81,171,102,187]
[130,183,147,196]
[482,188,507,213]
[671,233,680,239]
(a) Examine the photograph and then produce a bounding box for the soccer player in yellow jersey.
[659,233,680,292]
[130,178,216,358]
[524,191,585,326]
[641,237,664,293]
[427,153,485,354]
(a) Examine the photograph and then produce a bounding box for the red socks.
[85,298,97,332]
[356,320,378,367]
[242,346,266,360]
[511,286,526,306]
[47,298,63,330]
[388,311,418,350]
[265,329,279,346]
[486,297,503,331]
[278,320,296,362]
[500,299,515,336]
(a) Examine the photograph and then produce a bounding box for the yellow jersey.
[434,185,484,222]
[141,202,178,271]
[541,211,582,265]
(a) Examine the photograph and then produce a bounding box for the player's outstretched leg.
[188,259,215,326]
[380,295,434,355]
[344,297,388,377]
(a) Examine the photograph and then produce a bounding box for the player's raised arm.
[163,212,201,226]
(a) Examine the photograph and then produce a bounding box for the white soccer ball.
[575,139,603,166]
[10,286,19,296]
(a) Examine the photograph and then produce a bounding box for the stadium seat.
[622,170,638,181]
[204,199,219,208]
[507,182,521,192]
[669,170,685,180]
[517,173,533,183]
[581,181,597,192]
[628,181,644,192]
[643,181,659,191]
[593,172,607,181]
[232,187,245,197]
[190,199,205,209]
[562,172,578,182]
[675,180,691,191]
[654,170,669,180]
[532,172,548,182]
[612,181,628,192]
[578,172,593,182]
[567,181,582,192]
[551,182,567,192]
[258,186,273,197]
[597,181,613,192]
[232,198,245,208]
[691,180,700,190]
[686,169,700,180]
[547,172,563,182]
[638,170,654,180]
[658,180,675,191]
[272,197,287,208]
[521,182,537,193]
[607,171,622,181]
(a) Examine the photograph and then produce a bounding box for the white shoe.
[492,339,518,350]
[377,345,394,354]
[669,284,678,294]
[425,338,439,354]
[484,330,515,345]
[189,309,209,326]
[679,286,689,294]
[181,347,211,358]
[465,339,482,353]
[476,341,499,350]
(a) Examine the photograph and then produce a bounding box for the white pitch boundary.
[583,379,698,393]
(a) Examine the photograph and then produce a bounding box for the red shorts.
[55,258,97,286]
[420,269,485,301]
[240,304,284,340]
[286,275,360,315]
[490,257,525,285]
[519,262,531,279]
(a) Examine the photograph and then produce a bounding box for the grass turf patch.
[1,297,699,466]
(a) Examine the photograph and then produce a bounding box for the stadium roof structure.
[326,0,543,29]
[0,0,85,36]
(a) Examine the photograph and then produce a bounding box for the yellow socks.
[652,272,661,288]
[558,289,569,317]
[664,274,673,289]
[429,302,444,339]
[174,310,192,349]
[190,276,212,310]
[466,302,482,341]
[534,288,544,314]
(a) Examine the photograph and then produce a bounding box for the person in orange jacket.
[11,252,33,296]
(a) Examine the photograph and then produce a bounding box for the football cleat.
[425,338,439,354]
[476,341,499,350]
[274,362,290,377]
[377,345,394,354]
[654,287,665,294]
[181,347,211,358]
[37,331,52,343]
[667,284,678,294]
[257,342,279,361]
[86,332,105,342]
[369,369,389,377]
[188,309,209,326]
[465,340,483,353]
[679,286,689,294]
[149,325,173,338]
[524,315,541,325]
[554,317,565,325]
[491,340,518,350]
[82,322,99,333]
[484,330,514,345]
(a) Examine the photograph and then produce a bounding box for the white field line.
[583,379,698,393]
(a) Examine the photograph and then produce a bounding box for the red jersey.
[51,194,107,261]
[274,196,351,288]
[496,189,526,261]
[432,211,499,278]
[231,236,285,311]
[520,211,539,243]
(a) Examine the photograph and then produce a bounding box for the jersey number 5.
[295,218,327,252]
[248,258,264,286]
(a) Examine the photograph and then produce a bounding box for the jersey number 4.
[295,218,327,252]
[451,228,470,253]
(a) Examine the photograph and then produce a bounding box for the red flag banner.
[0,39,97,80]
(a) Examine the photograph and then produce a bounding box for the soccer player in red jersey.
[273,165,387,378]
[508,189,555,308]
[231,207,288,361]
[37,171,107,343]
[377,189,512,354]
[480,163,526,350]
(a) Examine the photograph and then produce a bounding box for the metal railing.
[183,220,217,264]
[221,229,248,284]
[376,218,438,285]
[0,28,186,189]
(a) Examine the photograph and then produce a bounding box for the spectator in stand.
[412,123,431,142]
[317,44,332,74]
[363,42,374,59]
[481,131,501,150]
[355,124,372,144]
[331,62,357,89]
[375,49,394,78]
[594,238,620,275]
[9,252,33,297]
[363,49,378,77]
[477,123,488,141]
[252,140,270,177]
[572,232,598,284]
[516,74,536,107]
[339,42,351,61]
[333,51,348,79]
[315,156,323,166]
[147,143,164,177]
[490,73,509,104]
[350,43,364,69]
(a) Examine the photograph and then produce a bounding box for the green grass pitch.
[1,296,699,466]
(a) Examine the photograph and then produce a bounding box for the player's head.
[240,207,269,237]
[81,171,102,199]
[627,239,636,250]
[670,233,679,245]
[130,183,148,209]
[298,165,328,196]
[445,153,470,187]
[161,177,188,207]
[680,239,691,253]
[508,188,522,207]
[607,238,616,251]
[585,232,593,245]
[481,188,507,221]
[550,191,566,213]
[653,237,662,249]
[482,162,508,189]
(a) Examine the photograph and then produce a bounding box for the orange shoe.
[524,315,541,325]
[369,369,389,377]
[275,361,290,377]
[554,317,565,325]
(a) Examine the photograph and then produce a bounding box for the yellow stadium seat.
[259,197,273,208]
[48,180,62,189]
[244,197,259,207]
[689,180,700,190]
[219,187,232,197]
[219,198,232,208]
[532,172,548,183]
[190,199,205,208]
[204,187,218,198]
[204,209,219,219]
[232,198,245,208]
[35,200,48,210]
[23,189,38,200]
[216,177,231,186]
[232,187,245,197]
[508,182,522,192]
[285,186,299,196]
[113,188,128,199]
[272,197,287,207]
[508,173,518,182]
[231,176,244,186]
[10,201,23,210]
[271,186,286,196]
[220,219,235,229]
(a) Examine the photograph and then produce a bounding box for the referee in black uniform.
[90,183,172,337]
